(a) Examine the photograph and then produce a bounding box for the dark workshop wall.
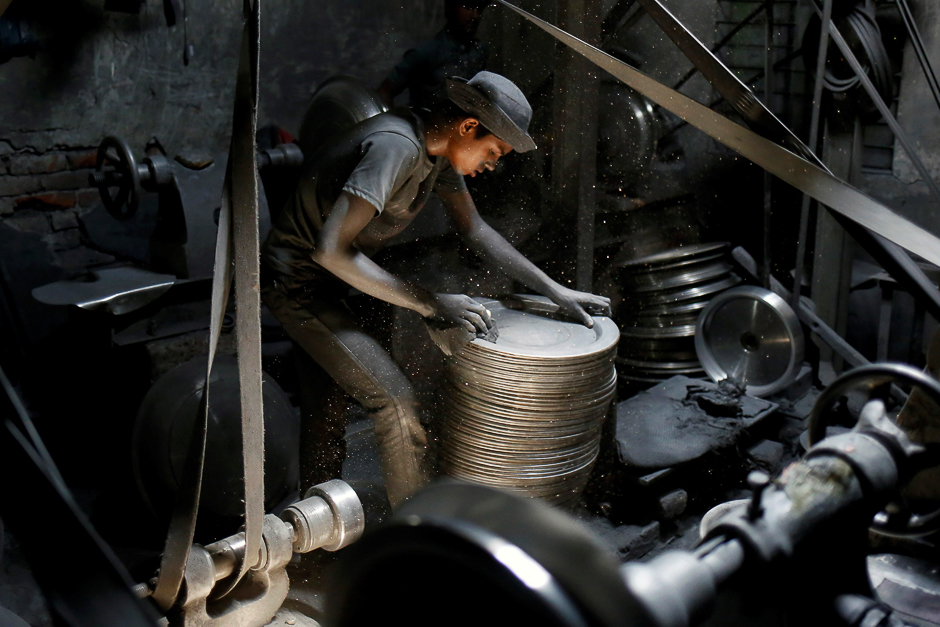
[0,0,461,353]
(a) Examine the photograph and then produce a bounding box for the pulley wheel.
[806,363,940,538]
[328,482,639,627]
[298,76,387,159]
[801,4,893,112]
[94,136,141,220]
[132,355,300,528]
[597,81,658,184]
[695,286,804,397]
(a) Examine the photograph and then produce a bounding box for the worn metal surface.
[146,481,360,625]
[732,246,869,373]
[615,375,777,468]
[806,364,940,537]
[297,76,387,160]
[31,266,175,315]
[868,553,940,624]
[283,479,365,553]
[171,514,292,627]
[616,243,737,385]
[695,286,804,397]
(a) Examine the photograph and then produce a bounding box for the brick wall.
[0,142,117,273]
[0,0,471,352]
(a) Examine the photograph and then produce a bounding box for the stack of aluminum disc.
[439,296,618,507]
[615,243,740,387]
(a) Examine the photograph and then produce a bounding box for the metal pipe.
[762,0,775,289]
[205,531,255,582]
[792,0,832,312]
[698,538,747,586]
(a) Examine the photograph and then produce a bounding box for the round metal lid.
[472,298,619,359]
[631,274,742,307]
[618,251,727,278]
[695,286,804,397]
[625,299,710,318]
[615,242,730,271]
[624,262,733,293]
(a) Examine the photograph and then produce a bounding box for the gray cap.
[445,71,537,153]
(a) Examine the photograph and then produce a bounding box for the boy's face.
[447,118,513,177]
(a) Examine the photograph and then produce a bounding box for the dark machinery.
[327,362,940,627]
[89,136,175,221]
[88,135,303,219]
[297,76,387,160]
[132,355,300,530]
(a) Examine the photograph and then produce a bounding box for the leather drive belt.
[626,0,940,325]
[634,0,820,167]
[497,0,940,303]
[151,0,265,609]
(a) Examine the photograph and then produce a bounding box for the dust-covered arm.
[439,189,611,327]
[311,191,491,333]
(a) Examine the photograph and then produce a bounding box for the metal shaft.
[792,0,832,311]
[204,530,262,582]
[762,0,774,288]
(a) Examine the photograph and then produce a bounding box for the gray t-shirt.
[262,109,466,293]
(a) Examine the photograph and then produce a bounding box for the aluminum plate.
[615,242,730,270]
[472,298,619,359]
[439,295,618,505]
[695,285,804,397]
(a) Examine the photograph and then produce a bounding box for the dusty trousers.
[261,279,430,509]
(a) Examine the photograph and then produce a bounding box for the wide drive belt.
[497,0,940,273]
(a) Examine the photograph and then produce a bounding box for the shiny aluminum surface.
[624,262,734,292]
[695,286,805,397]
[597,81,658,182]
[439,296,618,506]
[32,266,176,315]
[631,274,742,307]
[298,76,388,160]
[617,242,730,271]
[615,243,739,388]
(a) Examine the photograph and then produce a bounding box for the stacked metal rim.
[615,242,740,387]
[439,296,619,507]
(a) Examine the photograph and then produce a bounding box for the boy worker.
[261,71,610,507]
